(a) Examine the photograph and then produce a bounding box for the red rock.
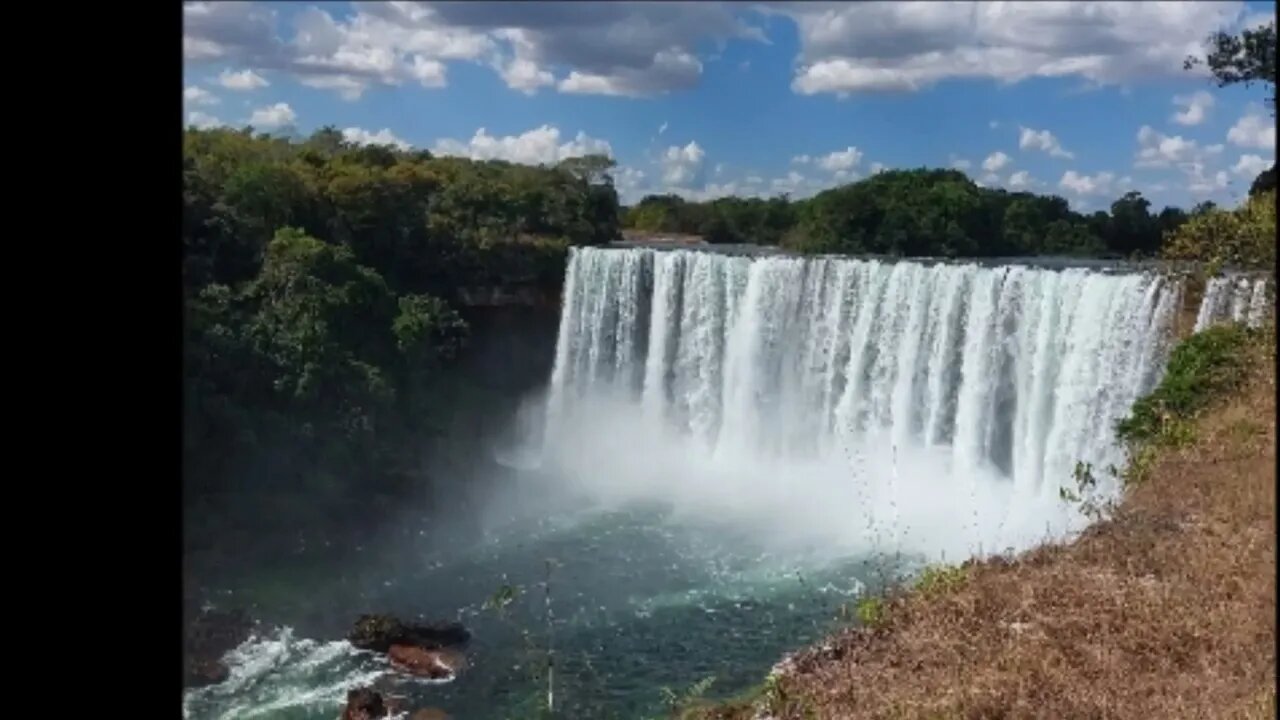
[386,644,461,680]
[342,688,386,720]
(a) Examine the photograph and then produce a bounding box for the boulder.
[387,644,464,680]
[341,688,386,720]
[184,607,255,688]
[409,709,451,720]
[348,614,470,653]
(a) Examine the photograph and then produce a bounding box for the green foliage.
[855,596,888,629]
[1249,164,1276,198]
[1185,21,1276,113]
[621,168,1185,259]
[1162,190,1276,272]
[914,564,968,599]
[183,126,622,560]
[1116,324,1257,445]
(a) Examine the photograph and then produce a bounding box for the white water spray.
[541,248,1183,562]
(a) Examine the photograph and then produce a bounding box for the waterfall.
[1194,274,1273,331]
[540,247,1183,561]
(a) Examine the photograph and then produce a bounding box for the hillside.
[693,322,1276,719]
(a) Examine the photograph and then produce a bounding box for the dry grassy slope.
[699,330,1276,720]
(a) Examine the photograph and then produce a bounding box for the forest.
[622,167,1275,258]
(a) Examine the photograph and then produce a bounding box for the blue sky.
[183,1,1276,211]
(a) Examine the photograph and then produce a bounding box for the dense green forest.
[182,127,620,565]
[620,169,1255,258]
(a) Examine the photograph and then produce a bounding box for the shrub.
[1116,323,1257,444]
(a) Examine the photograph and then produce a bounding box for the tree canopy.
[183,126,621,561]
[1185,20,1276,114]
[621,168,1185,259]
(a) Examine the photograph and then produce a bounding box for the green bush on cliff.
[1116,323,1257,445]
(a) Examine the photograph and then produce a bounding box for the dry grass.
[697,328,1276,720]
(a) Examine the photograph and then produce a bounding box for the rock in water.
[348,614,470,652]
[183,607,254,688]
[342,688,386,720]
[387,644,463,680]
[409,709,451,720]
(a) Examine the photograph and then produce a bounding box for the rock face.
[387,644,463,680]
[342,687,448,720]
[348,614,470,653]
[341,688,386,720]
[183,608,254,688]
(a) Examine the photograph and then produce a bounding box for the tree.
[1249,163,1277,197]
[1185,21,1276,114]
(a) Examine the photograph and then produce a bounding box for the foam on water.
[182,628,385,720]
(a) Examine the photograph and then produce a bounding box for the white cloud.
[248,102,296,128]
[792,154,812,165]
[989,120,1000,130]
[614,166,648,204]
[218,68,269,91]
[1008,170,1034,189]
[1171,90,1214,126]
[184,85,220,106]
[983,151,1011,173]
[1018,126,1073,159]
[185,3,766,99]
[1183,162,1229,194]
[1059,170,1116,196]
[660,141,707,186]
[783,1,1245,96]
[1232,154,1271,178]
[950,156,972,171]
[342,127,412,151]
[434,124,613,166]
[815,146,864,172]
[870,161,887,174]
[1227,112,1275,150]
[659,122,669,136]
[186,111,225,130]
[1135,125,1211,168]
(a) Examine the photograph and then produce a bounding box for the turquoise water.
[183,490,912,720]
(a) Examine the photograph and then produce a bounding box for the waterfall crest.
[539,247,1184,560]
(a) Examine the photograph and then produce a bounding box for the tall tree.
[1185,20,1276,114]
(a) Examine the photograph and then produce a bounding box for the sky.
[183,1,1277,211]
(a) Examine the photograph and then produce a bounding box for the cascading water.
[1194,274,1273,331]
[540,247,1184,562]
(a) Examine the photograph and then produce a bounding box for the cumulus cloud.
[186,111,225,130]
[1183,162,1229,194]
[184,1,765,99]
[218,68,269,90]
[1018,126,1073,159]
[248,102,296,128]
[1171,90,1214,126]
[184,85,220,106]
[1059,170,1116,196]
[342,127,412,150]
[782,1,1246,96]
[949,156,972,170]
[982,151,1011,173]
[660,141,707,186]
[1008,170,1034,189]
[870,161,888,174]
[1135,125,1215,168]
[1227,112,1275,150]
[434,124,613,166]
[815,146,864,172]
[1231,153,1271,178]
